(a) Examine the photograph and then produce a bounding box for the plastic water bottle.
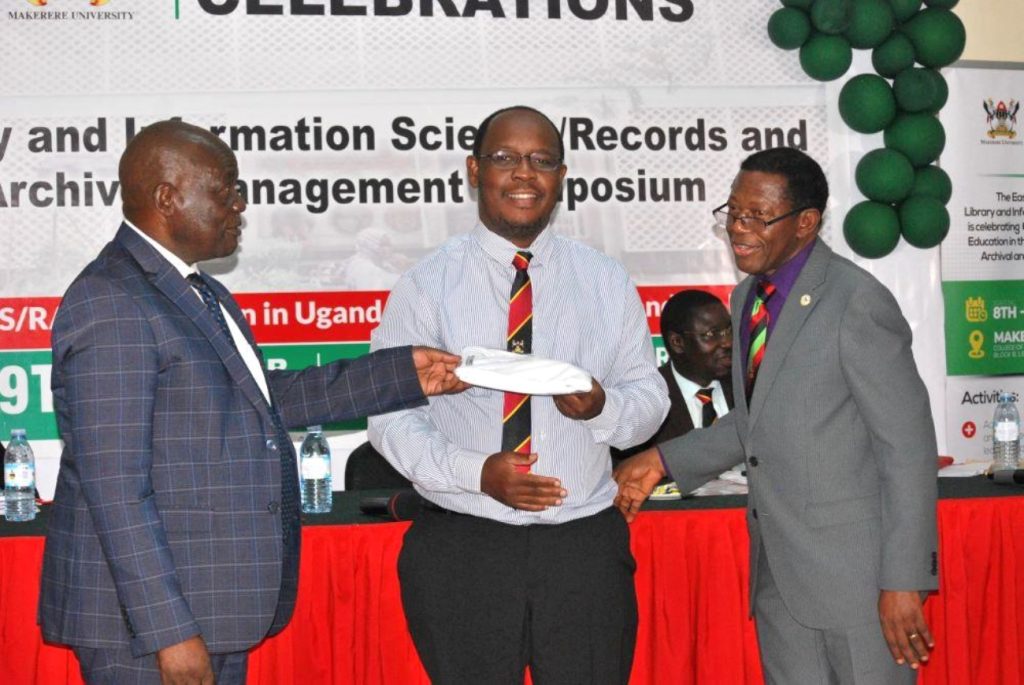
[4,429,36,522]
[993,392,1021,471]
[299,426,332,514]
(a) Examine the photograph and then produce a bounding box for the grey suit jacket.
[659,239,938,629]
[39,224,427,656]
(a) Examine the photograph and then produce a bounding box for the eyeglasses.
[477,151,563,173]
[711,203,810,233]
[678,325,733,344]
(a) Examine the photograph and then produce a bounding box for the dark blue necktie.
[187,273,236,349]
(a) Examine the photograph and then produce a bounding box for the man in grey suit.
[39,120,464,685]
[615,147,938,684]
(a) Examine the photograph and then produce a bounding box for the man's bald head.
[118,119,245,264]
[119,120,232,227]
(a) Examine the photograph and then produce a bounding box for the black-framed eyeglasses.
[678,325,733,344]
[477,151,563,173]
[712,203,811,233]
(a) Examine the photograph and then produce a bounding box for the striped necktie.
[695,387,717,428]
[502,250,533,472]
[746,279,776,400]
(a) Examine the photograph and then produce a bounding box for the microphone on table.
[359,489,424,521]
[988,469,1024,485]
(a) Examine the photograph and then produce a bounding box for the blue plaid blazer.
[39,224,426,657]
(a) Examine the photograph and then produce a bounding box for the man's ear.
[153,182,177,217]
[667,331,687,357]
[466,155,480,189]
[796,208,821,239]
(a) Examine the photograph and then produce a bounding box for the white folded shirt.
[454,346,593,395]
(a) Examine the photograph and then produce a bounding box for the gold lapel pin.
[800,294,811,306]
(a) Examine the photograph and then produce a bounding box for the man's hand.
[612,448,666,522]
[553,379,605,420]
[878,590,933,669]
[155,635,214,685]
[481,451,567,511]
[412,346,469,396]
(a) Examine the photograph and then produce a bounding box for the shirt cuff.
[582,388,621,441]
[450,447,492,494]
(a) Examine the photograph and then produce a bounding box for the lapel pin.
[800,294,811,306]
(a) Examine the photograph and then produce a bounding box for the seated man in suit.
[613,289,733,465]
[39,120,465,685]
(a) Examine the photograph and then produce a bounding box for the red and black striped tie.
[696,387,717,428]
[746,279,776,400]
[502,250,533,472]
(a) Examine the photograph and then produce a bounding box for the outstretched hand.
[412,346,469,396]
[554,379,605,420]
[612,447,666,522]
[481,451,567,511]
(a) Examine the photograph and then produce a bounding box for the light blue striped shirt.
[369,223,669,525]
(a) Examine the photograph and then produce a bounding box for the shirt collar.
[124,219,199,279]
[671,365,721,399]
[472,221,553,268]
[762,237,816,301]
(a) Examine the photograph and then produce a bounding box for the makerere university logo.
[984,98,1020,140]
[25,0,110,5]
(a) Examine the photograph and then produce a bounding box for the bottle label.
[301,456,330,480]
[995,421,1020,442]
[4,464,34,488]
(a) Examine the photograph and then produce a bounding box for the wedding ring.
[908,633,920,640]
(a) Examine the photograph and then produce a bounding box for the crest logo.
[25,1,110,5]
[984,98,1020,139]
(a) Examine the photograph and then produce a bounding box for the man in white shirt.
[369,106,669,684]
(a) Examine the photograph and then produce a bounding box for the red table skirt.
[3,497,1023,684]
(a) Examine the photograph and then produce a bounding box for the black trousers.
[398,505,638,685]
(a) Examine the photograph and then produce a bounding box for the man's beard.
[490,214,551,244]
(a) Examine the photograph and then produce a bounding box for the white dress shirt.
[671,371,730,428]
[369,223,669,525]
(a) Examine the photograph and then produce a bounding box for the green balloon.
[900,195,950,248]
[844,201,902,258]
[800,34,853,81]
[810,0,851,34]
[893,67,944,112]
[845,0,894,49]
[889,0,922,22]
[839,74,897,133]
[902,8,966,68]
[856,149,915,203]
[781,0,814,8]
[912,165,953,204]
[872,33,916,78]
[924,0,958,7]
[924,69,949,113]
[884,113,946,166]
[769,8,812,50]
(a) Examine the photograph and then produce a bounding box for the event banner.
[942,64,1024,462]
[0,0,831,445]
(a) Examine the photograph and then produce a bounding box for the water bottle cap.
[307,425,322,433]
[998,392,1018,403]
[10,428,26,438]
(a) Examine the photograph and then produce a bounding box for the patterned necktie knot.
[756,279,776,301]
[696,387,717,427]
[187,273,236,350]
[513,250,532,271]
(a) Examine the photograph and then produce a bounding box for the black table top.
[3,476,1021,539]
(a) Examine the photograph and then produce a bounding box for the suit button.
[267,501,280,513]
[266,439,277,450]
[751,508,758,519]
[749,456,759,467]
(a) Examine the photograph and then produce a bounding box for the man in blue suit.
[39,120,464,684]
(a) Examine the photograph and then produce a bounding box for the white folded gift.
[454,346,593,395]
